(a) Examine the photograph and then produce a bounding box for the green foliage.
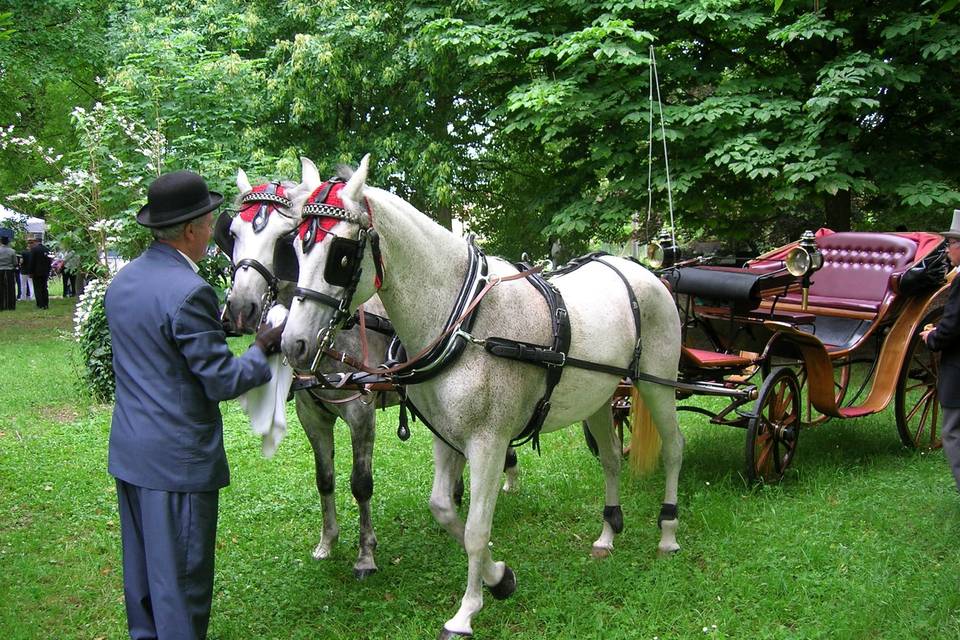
[73,277,114,403]
[3,0,960,261]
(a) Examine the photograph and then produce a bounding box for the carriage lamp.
[785,230,824,309]
[647,229,680,269]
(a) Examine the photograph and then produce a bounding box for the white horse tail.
[628,384,662,475]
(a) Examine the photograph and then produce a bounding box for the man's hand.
[254,321,285,356]
[920,323,936,345]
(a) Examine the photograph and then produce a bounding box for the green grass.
[2,299,960,639]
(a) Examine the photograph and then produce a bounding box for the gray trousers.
[116,479,219,640]
[942,406,960,492]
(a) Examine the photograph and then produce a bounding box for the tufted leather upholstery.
[781,232,918,312]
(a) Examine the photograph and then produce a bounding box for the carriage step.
[682,347,753,369]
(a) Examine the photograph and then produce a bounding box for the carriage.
[611,227,951,483]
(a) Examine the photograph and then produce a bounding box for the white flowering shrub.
[74,277,114,402]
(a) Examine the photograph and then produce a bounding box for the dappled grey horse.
[282,156,684,638]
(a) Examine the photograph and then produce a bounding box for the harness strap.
[496,270,571,453]
[324,252,541,380]
[591,256,643,377]
[342,310,395,336]
[234,258,279,294]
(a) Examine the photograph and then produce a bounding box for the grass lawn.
[2,296,960,639]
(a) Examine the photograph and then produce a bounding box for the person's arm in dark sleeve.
[927,279,960,352]
[173,283,272,400]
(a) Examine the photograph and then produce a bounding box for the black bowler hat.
[136,170,224,228]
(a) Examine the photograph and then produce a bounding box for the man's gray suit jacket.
[106,242,271,492]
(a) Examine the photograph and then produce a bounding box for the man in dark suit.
[106,170,284,640]
[921,209,960,492]
[27,236,51,309]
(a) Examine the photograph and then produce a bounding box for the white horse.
[221,158,395,578]
[282,155,684,638]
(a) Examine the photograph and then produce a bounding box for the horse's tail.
[628,384,662,475]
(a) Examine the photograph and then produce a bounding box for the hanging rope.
[647,45,677,249]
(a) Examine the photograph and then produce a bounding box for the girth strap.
[485,267,571,453]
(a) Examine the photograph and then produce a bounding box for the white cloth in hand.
[238,305,294,458]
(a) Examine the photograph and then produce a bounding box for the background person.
[27,235,51,309]
[105,170,283,640]
[0,236,16,310]
[18,245,32,301]
[921,209,960,492]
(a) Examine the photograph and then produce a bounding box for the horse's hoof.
[657,544,681,558]
[354,567,378,580]
[438,627,472,639]
[487,566,516,600]
[312,543,335,561]
[591,546,612,559]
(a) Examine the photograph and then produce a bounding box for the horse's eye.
[340,256,349,267]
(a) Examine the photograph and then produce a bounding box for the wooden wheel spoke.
[913,394,934,445]
[756,438,775,473]
[904,380,929,393]
[905,388,934,423]
[931,402,940,445]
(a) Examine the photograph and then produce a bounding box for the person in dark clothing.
[0,236,16,310]
[18,247,32,300]
[106,170,283,640]
[921,209,960,492]
[27,237,51,309]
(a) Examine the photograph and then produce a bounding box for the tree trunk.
[824,190,851,231]
[435,204,453,231]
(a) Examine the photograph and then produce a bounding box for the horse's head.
[283,154,383,370]
[220,158,320,332]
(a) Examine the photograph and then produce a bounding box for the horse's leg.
[584,404,623,559]
[455,447,518,506]
[637,380,684,555]
[295,393,340,560]
[441,438,515,639]
[428,437,467,545]
[502,446,519,493]
[342,399,378,579]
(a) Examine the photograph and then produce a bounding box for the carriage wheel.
[895,309,943,450]
[745,366,801,483]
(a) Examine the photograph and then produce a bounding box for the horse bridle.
[292,178,384,372]
[216,181,298,327]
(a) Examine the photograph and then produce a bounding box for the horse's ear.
[237,168,252,194]
[341,154,370,211]
[300,157,321,190]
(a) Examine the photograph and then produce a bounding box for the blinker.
[273,234,299,282]
[324,236,363,288]
[214,210,235,258]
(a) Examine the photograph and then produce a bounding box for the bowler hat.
[941,210,960,241]
[137,170,223,228]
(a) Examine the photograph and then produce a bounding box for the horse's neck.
[368,188,469,352]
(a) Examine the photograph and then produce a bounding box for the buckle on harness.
[546,352,566,368]
[456,329,486,346]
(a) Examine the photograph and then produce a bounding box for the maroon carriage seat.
[771,232,920,314]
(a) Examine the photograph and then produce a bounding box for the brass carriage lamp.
[785,230,824,309]
[647,229,680,269]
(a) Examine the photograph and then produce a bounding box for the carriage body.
[641,229,951,482]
